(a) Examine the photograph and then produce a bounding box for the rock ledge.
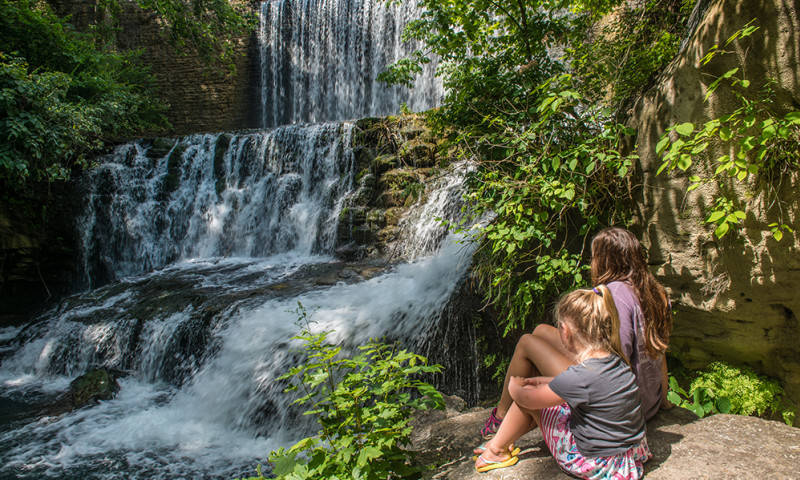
[412,401,800,479]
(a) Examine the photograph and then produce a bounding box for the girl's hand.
[523,377,554,387]
[509,376,526,388]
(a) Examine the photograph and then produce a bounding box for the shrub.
[691,362,795,425]
[669,362,796,425]
[236,304,444,480]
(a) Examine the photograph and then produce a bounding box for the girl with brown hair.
[479,227,672,439]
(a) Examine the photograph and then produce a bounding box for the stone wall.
[48,0,261,135]
[627,0,800,415]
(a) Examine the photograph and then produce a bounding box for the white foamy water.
[258,0,442,127]
[0,236,474,480]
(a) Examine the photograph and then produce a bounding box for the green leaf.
[687,403,705,418]
[773,230,783,241]
[675,122,695,136]
[676,154,692,171]
[706,211,725,224]
[719,127,732,141]
[716,396,732,414]
[656,135,670,155]
[667,391,682,405]
[715,222,730,238]
[784,112,800,124]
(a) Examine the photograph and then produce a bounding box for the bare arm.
[509,376,564,411]
[660,355,674,409]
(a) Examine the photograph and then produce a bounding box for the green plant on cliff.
[655,21,800,240]
[101,0,255,65]
[0,0,169,188]
[0,0,253,191]
[236,304,444,480]
[381,0,691,333]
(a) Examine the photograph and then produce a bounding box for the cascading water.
[259,0,441,127]
[0,125,477,479]
[77,123,356,287]
[0,1,473,478]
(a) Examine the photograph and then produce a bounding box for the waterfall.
[0,1,473,478]
[0,125,477,479]
[258,0,441,127]
[77,123,355,287]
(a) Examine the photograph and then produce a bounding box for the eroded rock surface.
[628,0,800,416]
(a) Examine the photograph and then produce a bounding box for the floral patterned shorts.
[540,403,652,480]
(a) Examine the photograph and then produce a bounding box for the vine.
[656,21,800,240]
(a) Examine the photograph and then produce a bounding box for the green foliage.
[667,375,732,418]
[108,0,255,65]
[0,0,169,186]
[379,0,696,333]
[568,0,697,104]
[671,363,796,425]
[655,21,800,240]
[0,0,253,190]
[250,304,445,480]
[449,74,636,332]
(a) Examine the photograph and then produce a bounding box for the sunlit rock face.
[627,0,800,418]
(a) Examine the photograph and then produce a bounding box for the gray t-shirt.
[607,281,664,421]
[549,355,646,457]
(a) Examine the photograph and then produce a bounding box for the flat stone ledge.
[411,403,800,479]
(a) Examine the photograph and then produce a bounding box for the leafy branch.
[655,20,800,240]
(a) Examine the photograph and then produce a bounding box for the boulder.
[627,0,800,415]
[69,368,119,409]
[412,405,800,479]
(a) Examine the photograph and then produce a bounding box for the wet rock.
[358,172,377,189]
[350,186,376,207]
[335,243,369,261]
[145,138,177,160]
[366,209,386,227]
[401,125,427,141]
[214,134,232,195]
[385,207,405,226]
[353,146,377,171]
[381,168,418,190]
[377,190,408,208]
[372,154,399,176]
[352,224,377,244]
[70,368,119,409]
[400,140,436,168]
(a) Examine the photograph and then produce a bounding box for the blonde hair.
[555,285,629,365]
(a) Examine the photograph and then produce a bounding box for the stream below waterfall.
[0,0,462,478]
[0,123,475,479]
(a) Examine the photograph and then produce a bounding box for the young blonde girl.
[475,285,652,478]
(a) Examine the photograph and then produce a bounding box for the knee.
[514,333,538,354]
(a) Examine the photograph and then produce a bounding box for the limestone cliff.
[627,0,800,416]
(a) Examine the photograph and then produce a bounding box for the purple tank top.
[607,281,664,421]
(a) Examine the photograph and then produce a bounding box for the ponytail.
[556,285,630,365]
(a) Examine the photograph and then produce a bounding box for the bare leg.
[496,324,575,418]
[476,402,536,467]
